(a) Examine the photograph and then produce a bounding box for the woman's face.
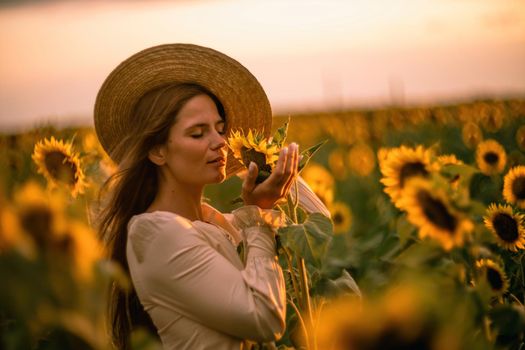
[154,94,228,186]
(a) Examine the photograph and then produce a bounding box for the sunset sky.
[1,0,524,131]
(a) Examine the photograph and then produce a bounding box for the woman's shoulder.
[128,211,197,240]
[127,211,200,263]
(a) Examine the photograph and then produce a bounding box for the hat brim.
[94,43,272,177]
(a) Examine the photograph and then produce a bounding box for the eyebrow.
[186,119,225,129]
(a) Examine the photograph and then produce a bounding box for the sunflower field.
[1,98,525,349]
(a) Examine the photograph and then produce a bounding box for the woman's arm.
[128,213,286,342]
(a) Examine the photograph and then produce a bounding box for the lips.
[208,156,226,165]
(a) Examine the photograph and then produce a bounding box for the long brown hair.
[96,83,225,349]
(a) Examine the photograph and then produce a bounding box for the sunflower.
[301,163,335,206]
[13,181,67,245]
[503,166,525,209]
[475,139,507,176]
[483,203,525,251]
[376,147,391,168]
[328,148,348,180]
[32,136,87,197]
[461,122,483,149]
[380,145,436,208]
[227,129,279,170]
[436,154,463,166]
[321,116,354,145]
[81,129,100,154]
[397,179,474,250]
[349,113,370,142]
[475,259,509,296]
[431,107,453,125]
[479,103,504,133]
[329,202,352,234]
[0,206,37,259]
[311,283,460,350]
[407,108,428,125]
[371,111,388,140]
[348,143,376,177]
[1,181,68,258]
[65,221,103,282]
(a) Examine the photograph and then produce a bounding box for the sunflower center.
[20,205,53,248]
[416,191,457,232]
[44,151,77,185]
[512,176,525,200]
[492,213,519,242]
[240,148,272,173]
[399,162,428,187]
[333,212,343,225]
[483,152,499,165]
[53,234,74,254]
[486,267,504,291]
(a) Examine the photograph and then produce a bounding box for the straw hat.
[94,43,272,176]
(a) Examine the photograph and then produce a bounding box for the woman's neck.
[147,180,204,221]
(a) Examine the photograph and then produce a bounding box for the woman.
[94,44,298,349]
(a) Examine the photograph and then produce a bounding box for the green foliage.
[279,213,333,268]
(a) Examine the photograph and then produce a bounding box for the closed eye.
[187,120,225,138]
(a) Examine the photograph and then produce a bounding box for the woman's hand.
[241,143,299,209]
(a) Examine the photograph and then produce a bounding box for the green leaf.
[489,304,525,336]
[440,163,479,184]
[394,241,444,268]
[278,213,333,268]
[376,233,404,263]
[297,140,328,173]
[396,215,416,244]
[272,117,290,148]
[469,173,502,205]
[316,269,361,298]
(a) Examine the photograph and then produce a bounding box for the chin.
[208,171,226,184]
[215,172,227,183]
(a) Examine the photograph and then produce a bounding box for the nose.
[211,129,227,150]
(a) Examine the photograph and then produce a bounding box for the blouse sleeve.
[127,209,286,343]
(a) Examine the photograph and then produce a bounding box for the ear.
[148,144,166,166]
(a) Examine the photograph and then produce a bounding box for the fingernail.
[282,147,288,154]
[249,162,256,171]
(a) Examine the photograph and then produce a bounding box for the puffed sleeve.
[128,211,286,343]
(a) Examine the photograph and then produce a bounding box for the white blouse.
[126,203,287,350]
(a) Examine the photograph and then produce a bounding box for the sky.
[0,0,524,131]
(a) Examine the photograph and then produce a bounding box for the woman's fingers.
[242,162,258,194]
[282,144,299,194]
[243,144,300,208]
[268,145,289,185]
[268,143,298,189]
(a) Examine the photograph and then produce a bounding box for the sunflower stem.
[509,293,523,306]
[293,179,299,214]
[520,252,525,291]
[311,297,325,350]
[287,297,310,349]
[483,315,494,343]
[283,246,302,310]
[296,252,315,350]
[287,194,298,224]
